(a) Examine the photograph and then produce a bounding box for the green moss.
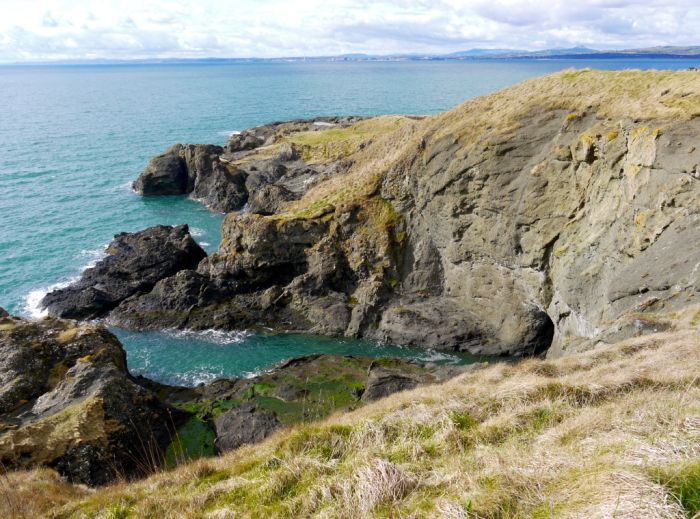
[244,383,277,399]
[347,296,359,306]
[165,417,217,468]
[655,459,700,516]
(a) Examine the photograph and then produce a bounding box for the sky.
[1,0,699,62]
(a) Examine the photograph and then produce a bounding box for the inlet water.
[2,59,697,384]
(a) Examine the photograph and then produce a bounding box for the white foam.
[414,349,461,364]
[78,246,108,270]
[199,241,211,247]
[189,227,205,237]
[23,279,74,319]
[166,328,250,346]
[313,121,335,127]
[218,130,241,137]
[22,244,109,320]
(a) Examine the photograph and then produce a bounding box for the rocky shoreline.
[41,89,700,357]
[0,311,474,485]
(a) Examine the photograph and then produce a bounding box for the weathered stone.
[214,403,281,453]
[133,144,188,195]
[41,225,206,320]
[0,317,176,486]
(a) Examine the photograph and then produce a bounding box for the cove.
[113,327,482,387]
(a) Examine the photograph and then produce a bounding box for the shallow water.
[2,59,697,385]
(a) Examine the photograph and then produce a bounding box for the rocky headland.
[7,70,700,507]
[43,69,700,358]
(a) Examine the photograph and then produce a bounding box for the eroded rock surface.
[57,72,700,356]
[0,312,469,483]
[0,314,176,485]
[41,225,206,320]
[133,117,367,212]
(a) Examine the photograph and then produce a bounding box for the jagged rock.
[214,403,281,453]
[41,225,206,320]
[0,316,176,485]
[83,73,700,356]
[0,308,7,318]
[133,144,189,195]
[247,184,297,215]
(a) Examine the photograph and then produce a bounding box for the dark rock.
[0,317,176,486]
[247,184,297,215]
[0,308,8,318]
[133,144,188,195]
[361,362,419,402]
[214,403,281,453]
[41,225,206,320]
[191,161,248,212]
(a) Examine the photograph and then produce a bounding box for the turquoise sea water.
[1,59,697,385]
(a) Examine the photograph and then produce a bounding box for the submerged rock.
[0,315,176,485]
[0,313,479,480]
[41,225,206,320]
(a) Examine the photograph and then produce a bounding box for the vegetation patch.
[655,459,700,517]
[165,416,217,467]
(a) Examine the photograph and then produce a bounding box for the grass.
[4,305,698,518]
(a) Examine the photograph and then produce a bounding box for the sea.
[1,58,697,385]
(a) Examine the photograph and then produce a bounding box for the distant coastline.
[5,45,700,66]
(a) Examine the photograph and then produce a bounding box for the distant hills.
[7,45,700,66]
[322,45,700,62]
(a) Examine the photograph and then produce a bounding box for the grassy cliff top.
[7,306,700,518]
[276,69,700,222]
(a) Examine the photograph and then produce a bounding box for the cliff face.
[74,71,700,356]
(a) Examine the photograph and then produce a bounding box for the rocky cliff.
[53,70,700,357]
[0,313,175,485]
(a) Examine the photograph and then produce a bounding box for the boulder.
[0,316,175,485]
[41,225,206,320]
[132,144,188,195]
[361,361,419,402]
[214,403,281,453]
[0,307,8,318]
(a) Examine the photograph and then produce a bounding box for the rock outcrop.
[152,354,475,458]
[0,314,176,485]
[0,313,467,484]
[56,71,700,356]
[41,225,206,320]
[133,117,368,212]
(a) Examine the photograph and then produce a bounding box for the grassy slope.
[3,307,698,518]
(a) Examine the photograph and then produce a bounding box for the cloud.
[0,0,699,62]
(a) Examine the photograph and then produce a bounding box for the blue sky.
[1,0,699,62]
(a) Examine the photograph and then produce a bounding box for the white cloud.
[0,0,699,62]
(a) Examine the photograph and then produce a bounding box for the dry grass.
[4,305,698,518]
